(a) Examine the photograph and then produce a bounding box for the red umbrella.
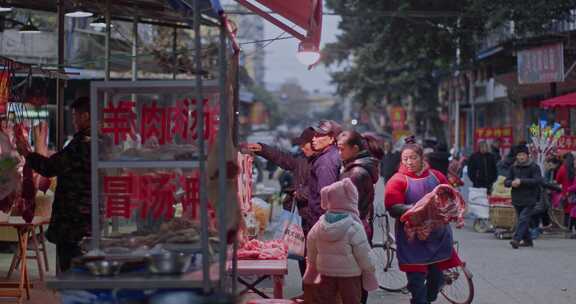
[540,92,576,108]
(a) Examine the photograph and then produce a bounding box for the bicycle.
[372,213,475,303]
[372,213,408,293]
[440,241,475,304]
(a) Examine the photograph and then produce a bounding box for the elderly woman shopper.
[384,137,461,304]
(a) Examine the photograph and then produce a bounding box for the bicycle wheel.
[440,264,474,304]
[373,244,407,292]
[548,207,568,231]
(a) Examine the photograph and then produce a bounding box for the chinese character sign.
[475,127,513,148]
[517,43,564,84]
[102,172,216,221]
[100,97,219,148]
[389,106,407,130]
[557,136,576,151]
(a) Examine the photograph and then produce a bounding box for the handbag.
[274,202,305,260]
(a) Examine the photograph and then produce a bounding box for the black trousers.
[531,209,551,228]
[56,242,82,273]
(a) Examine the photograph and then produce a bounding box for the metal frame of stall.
[0,0,240,296]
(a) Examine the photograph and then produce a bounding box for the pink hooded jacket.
[303,178,378,291]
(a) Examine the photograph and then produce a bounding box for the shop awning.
[234,0,322,45]
[540,92,576,108]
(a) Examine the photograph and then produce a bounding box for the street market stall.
[1,0,325,302]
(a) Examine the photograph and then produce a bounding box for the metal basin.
[85,260,123,276]
[147,252,193,275]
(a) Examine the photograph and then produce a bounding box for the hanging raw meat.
[400,184,466,241]
[13,123,36,223]
[0,60,12,116]
[0,129,19,212]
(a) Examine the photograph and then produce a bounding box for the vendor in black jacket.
[505,145,542,249]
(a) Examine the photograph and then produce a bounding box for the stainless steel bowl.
[85,260,123,276]
[147,252,192,275]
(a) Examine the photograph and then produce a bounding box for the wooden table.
[234,259,288,299]
[0,217,50,304]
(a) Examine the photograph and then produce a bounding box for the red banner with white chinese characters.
[100,97,219,147]
[475,127,513,148]
[102,172,216,221]
[389,106,407,130]
[557,136,576,151]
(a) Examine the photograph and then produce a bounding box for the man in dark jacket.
[309,120,342,224]
[381,139,401,181]
[243,127,316,279]
[426,143,451,175]
[468,141,498,191]
[15,97,91,272]
[244,127,316,235]
[505,145,542,249]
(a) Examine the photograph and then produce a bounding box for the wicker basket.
[489,205,517,230]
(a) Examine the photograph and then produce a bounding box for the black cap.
[311,120,342,137]
[514,145,529,156]
[293,127,315,145]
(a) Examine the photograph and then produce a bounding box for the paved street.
[280,222,576,304]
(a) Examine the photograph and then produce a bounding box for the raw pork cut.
[237,239,288,260]
[400,184,466,241]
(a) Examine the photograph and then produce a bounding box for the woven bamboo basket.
[489,205,517,230]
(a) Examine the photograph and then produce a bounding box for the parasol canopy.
[540,92,576,108]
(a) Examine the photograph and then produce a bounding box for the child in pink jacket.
[303,178,378,304]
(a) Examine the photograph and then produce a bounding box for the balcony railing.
[479,9,576,52]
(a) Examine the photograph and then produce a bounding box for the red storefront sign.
[101,98,218,146]
[389,106,407,130]
[475,127,513,148]
[103,172,216,221]
[557,136,576,151]
[517,43,564,84]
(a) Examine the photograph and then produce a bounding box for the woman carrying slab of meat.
[384,136,461,304]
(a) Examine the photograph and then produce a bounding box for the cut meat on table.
[237,239,287,260]
[400,184,466,241]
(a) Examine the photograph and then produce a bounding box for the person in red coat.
[385,137,461,304]
[555,152,576,233]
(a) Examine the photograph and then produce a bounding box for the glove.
[388,204,411,218]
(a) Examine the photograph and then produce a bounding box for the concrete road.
[281,224,576,304]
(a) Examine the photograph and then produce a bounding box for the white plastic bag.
[467,187,490,219]
[273,203,305,260]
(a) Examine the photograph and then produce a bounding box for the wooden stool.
[7,225,49,281]
[0,225,32,304]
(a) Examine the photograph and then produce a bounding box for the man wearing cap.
[308,120,342,227]
[242,127,317,273]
